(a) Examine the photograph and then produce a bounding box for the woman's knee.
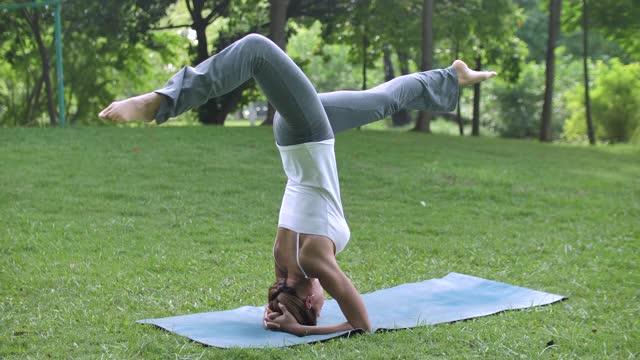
[370,92,399,112]
[242,33,276,49]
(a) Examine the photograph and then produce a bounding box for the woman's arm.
[313,257,371,332]
[264,304,355,336]
[264,258,371,336]
[266,237,371,335]
[274,262,287,279]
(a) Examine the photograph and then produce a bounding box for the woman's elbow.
[352,319,372,333]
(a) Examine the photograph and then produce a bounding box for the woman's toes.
[99,104,113,118]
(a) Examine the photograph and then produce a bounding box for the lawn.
[1,126,638,359]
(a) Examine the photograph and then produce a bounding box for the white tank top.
[276,139,350,254]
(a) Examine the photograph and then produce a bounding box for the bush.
[483,52,592,140]
[489,62,545,138]
[563,59,640,143]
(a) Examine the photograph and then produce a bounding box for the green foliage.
[1,127,639,357]
[1,0,636,138]
[434,0,527,82]
[0,0,175,126]
[482,51,586,139]
[474,0,527,82]
[0,11,49,125]
[562,90,589,142]
[563,59,640,143]
[490,62,545,138]
[63,0,177,124]
[517,0,634,64]
[373,0,422,53]
[515,0,548,63]
[288,21,368,92]
[562,0,640,57]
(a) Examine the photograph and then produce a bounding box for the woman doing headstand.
[99,34,496,336]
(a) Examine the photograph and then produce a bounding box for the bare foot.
[452,60,497,86]
[98,92,163,123]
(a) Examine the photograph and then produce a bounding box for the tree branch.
[204,0,231,25]
[185,0,194,17]
[150,23,193,31]
[204,14,220,25]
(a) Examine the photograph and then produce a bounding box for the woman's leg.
[317,60,496,133]
[317,67,459,134]
[156,34,332,145]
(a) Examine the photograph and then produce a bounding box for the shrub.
[563,59,640,143]
[487,58,579,140]
[490,62,545,138]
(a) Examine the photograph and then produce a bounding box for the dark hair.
[268,278,317,326]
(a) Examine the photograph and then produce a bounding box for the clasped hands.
[263,304,306,336]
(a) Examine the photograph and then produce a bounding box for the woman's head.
[268,278,324,326]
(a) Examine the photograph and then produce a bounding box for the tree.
[0,15,43,126]
[540,0,562,142]
[435,0,479,136]
[312,1,391,84]
[321,0,378,92]
[184,0,239,125]
[21,9,57,125]
[570,0,639,57]
[394,50,412,126]
[356,0,419,127]
[431,0,524,137]
[0,0,175,126]
[264,0,356,125]
[562,60,640,143]
[473,1,525,136]
[413,0,434,132]
[181,0,352,126]
[562,0,640,144]
[64,0,176,124]
[382,44,411,126]
[263,0,291,126]
[581,0,595,145]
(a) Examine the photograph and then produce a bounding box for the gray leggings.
[155,34,459,146]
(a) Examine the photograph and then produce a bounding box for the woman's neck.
[286,277,309,295]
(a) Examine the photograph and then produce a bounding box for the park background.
[1,0,639,358]
[1,0,638,142]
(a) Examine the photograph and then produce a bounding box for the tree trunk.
[414,0,433,132]
[383,45,394,82]
[397,51,409,75]
[472,55,481,136]
[189,0,218,124]
[191,2,209,65]
[540,0,562,142]
[394,51,411,126]
[361,32,369,91]
[263,0,291,126]
[24,10,57,125]
[383,45,407,127]
[25,74,44,123]
[457,90,464,135]
[455,44,463,136]
[582,0,595,145]
[187,0,242,125]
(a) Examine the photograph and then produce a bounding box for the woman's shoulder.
[298,234,339,278]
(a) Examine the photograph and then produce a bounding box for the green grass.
[1,127,638,359]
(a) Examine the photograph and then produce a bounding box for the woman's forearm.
[295,322,356,337]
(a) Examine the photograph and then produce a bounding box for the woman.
[99,34,495,336]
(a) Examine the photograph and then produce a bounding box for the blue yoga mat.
[138,273,565,348]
